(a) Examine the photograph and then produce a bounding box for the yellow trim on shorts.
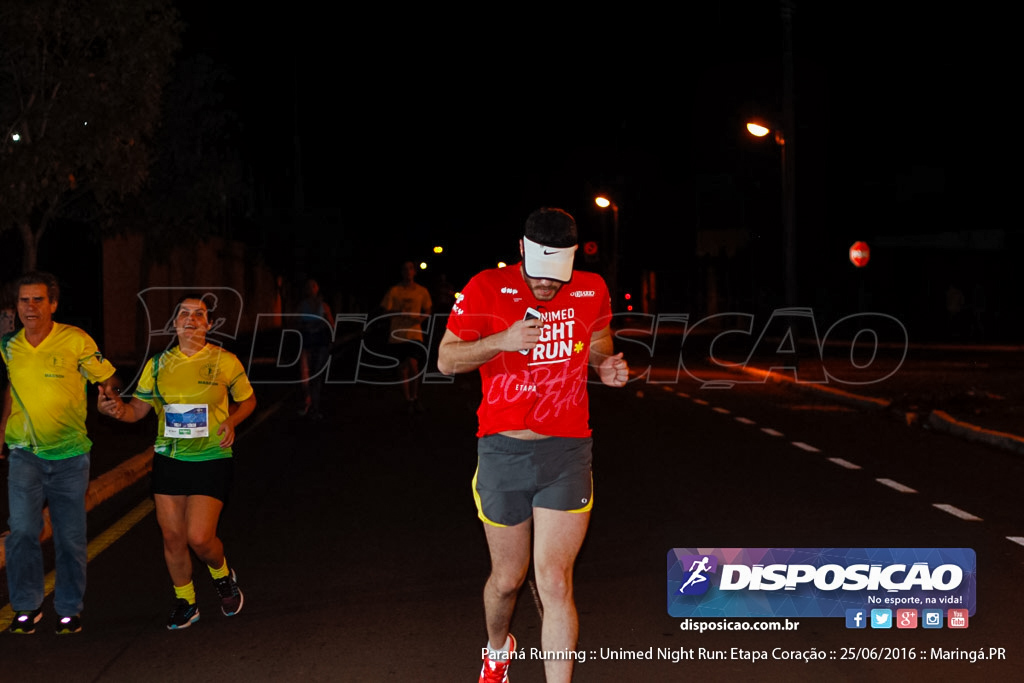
[472,465,508,527]
[472,468,594,527]
[570,474,595,514]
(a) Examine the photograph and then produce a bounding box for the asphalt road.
[1,355,1022,681]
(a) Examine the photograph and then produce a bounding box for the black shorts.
[151,455,234,503]
[473,434,593,527]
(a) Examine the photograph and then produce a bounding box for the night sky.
[172,2,954,317]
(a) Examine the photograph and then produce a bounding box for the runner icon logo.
[677,555,718,596]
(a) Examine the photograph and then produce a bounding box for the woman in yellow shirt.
[99,294,256,630]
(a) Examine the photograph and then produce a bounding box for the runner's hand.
[503,319,543,353]
[97,385,126,419]
[217,420,236,447]
[597,352,629,387]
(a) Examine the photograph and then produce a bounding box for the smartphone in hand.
[519,308,542,354]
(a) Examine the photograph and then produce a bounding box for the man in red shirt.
[438,207,629,683]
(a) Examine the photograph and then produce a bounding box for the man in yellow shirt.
[380,261,432,413]
[1,272,119,635]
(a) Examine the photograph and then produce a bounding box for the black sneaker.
[9,608,43,634]
[56,614,82,634]
[167,599,200,630]
[213,569,244,616]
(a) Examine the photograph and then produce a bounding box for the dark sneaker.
[479,633,516,683]
[9,608,43,634]
[213,569,244,616]
[56,615,82,634]
[167,599,200,630]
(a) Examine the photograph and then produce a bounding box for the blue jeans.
[5,448,90,616]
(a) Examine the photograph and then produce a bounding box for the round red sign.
[849,241,870,268]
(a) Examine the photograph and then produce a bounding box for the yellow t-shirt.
[1,323,116,459]
[380,282,432,342]
[134,344,254,461]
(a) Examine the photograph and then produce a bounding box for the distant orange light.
[595,196,611,208]
[433,246,443,254]
[746,123,770,137]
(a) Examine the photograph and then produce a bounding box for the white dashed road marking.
[673,388,1021,545]
[828,458,861,470]
[876,478,917,493]
[933,504,983,521]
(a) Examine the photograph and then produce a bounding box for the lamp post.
[743,1,797,308]
[746,121,796,307]
[594,195,619,310]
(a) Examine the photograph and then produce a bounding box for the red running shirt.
[446,264,612,437]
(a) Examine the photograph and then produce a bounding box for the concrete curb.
[737,366,891,410]
[926,410,1024,456]
[737,365,1024,457]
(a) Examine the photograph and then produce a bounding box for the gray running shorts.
[473,434,593,527]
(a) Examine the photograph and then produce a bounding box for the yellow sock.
[174,581,196,605]
[208,558,230,580]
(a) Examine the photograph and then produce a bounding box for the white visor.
[522,236,577,283]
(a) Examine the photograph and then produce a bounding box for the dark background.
[5,3,991,341]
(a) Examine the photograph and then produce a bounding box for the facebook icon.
[845,609,867,629]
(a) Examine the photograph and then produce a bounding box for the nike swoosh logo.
[543,249,559,255]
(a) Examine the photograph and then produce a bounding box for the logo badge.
[896,609,918,629]
[845,609,866,629]
[667,548,976,619]
[870,609,892,629]
[922,609,944,629]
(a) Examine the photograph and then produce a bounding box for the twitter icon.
[870,609,893,629]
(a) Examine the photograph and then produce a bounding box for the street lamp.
[594,195,619,309]
[746,120,796,307]
[746,123,770,138]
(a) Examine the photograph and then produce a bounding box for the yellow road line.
[0,498,154,630]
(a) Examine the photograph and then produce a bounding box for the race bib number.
[163,404,209,438]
